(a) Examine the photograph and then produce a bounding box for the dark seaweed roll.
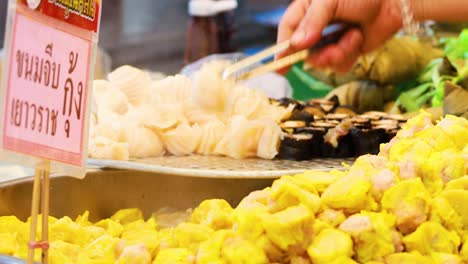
[350,128,386,156]
[290,110,315,125]
[303,106,326,117]
[278,134,314,161]
[325,113,350,122]
[308,99,338,113]
[363,111,389,119]
[280,121,307,131]
[333,106,357,116]
[373,124,399,143]
[322,120,354,158]
[279,97,305,110]
[350,117,371,129]
[295,127,326,157]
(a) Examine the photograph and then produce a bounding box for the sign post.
[0,0,101,262]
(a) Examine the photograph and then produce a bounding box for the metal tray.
[88,156,354,179]
[0,169,275,221]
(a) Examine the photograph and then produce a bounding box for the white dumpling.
[124,104,188,131]
[256,119,282,159]
[150,75,192,105]
[88,136,129,161]
[91,80,111,116]
[214,116,264,159]
[192,60,234,113]
[92,80,129,115]
[225,85,267,119]
[253,103,294,123]
[97,109,123,128]
[162,124,202,156]
[121,125,165,158]
[108,65,151,106]
[103,88,129,115]
[90,123,122,142]
[184,102,222,125]
[196,120,226,155]
[92,79,112,98]
[150,103,189,131]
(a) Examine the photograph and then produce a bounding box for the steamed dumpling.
[225,85,267,119]
[121,125,165,158]
[96,109,123,128]
[90,123,123,142]
[123,104,187,131]
[108,65,151,106]
[92,80,129,115]
[256,119,283,159]
[253,103,294,123]
[196,120,226,155]
[88,137,129,161]
[162,124,202,156]
[215,116,265,159]
[184,102,223,126]
[192,61,234,113]
[150,75,192,105]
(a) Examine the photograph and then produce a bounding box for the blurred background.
[0,0,466,113]
[0,0,289,74]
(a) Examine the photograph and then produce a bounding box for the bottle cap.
[189,0,237,17]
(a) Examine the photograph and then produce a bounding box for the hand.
[277,0,403,73]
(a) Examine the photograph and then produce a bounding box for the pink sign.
[2,10,92,166]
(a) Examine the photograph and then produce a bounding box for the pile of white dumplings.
[89,61,293,160]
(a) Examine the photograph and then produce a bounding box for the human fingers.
[305,28,363,71]
[276,0,311,74]
[291,0,338,50]
[332,28,363,72]
[277,0,310,45]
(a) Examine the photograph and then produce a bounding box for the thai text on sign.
[0,0,101,177]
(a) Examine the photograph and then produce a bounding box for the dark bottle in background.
[185,0,238,64]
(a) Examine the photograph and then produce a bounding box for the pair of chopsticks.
[222,23,353,81]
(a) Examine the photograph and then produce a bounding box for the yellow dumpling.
[322,173,376,214]
[430,196,463,236]
[403,222,460,255]
[116,244,152,264]
[153,248,191,264]
[49,240,81,264]
[221,235,268,264]
[110,208,144,225]
[190,199,233,230]
[173,223,213,254]
[76,235,119,264]
[436,115,468,150]
[423,149,465,194]
[292,170,343,195]
[0,232,17,256]
[381,178,431,234]
[445,175,468,190]
[339,212,396,263]
[120,228,160,258]
[430,252,463,264]
[269,177,321,213]
[261,204,314,251]
[0,216,26,234]
[307,228,353,264]
[385,252,435,264]
[94,218,124,237]
[440,189,468,229]
[196,230,234,264]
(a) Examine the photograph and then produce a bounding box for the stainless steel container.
[0,169,274,221]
